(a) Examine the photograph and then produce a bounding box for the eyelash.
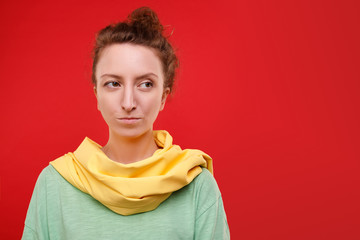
[104,81,120,88]
[104,81,153,89]
[139,81,153,88]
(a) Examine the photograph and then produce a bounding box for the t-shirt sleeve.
[194,169,230,240]
[22,167,51,240]
[22,225,38,240]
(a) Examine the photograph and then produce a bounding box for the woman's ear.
[93,86,97,98]
[93,87,99,110]
[160,88,170,111]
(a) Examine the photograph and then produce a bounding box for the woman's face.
[95,43,169,139]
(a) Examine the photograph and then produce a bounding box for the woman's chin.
[111,128,153,140]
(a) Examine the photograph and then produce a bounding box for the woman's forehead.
[96,44,163,77]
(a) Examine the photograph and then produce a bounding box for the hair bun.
[128,7,163,36]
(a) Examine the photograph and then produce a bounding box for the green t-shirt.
[22,165,230,240]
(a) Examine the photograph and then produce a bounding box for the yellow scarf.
[50,130,212,215]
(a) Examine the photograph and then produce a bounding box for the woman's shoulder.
[33,163,68,191]
[190,168,222,204]
[37,164,60,179]
[193,168,220,190]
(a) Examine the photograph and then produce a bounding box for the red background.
[1,0,359,239]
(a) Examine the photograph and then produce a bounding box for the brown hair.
[92,7,179,92]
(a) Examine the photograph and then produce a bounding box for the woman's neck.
[102,130,159,164]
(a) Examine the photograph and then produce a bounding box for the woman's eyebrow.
[100,73,158,80]
[100,73,122,79]
[135,73,159,80]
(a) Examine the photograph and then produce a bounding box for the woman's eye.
[139,81,153,89]
[105,81,120,88]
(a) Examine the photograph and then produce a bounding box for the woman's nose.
[121,87,137,112]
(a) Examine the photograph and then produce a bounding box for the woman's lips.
[117,118,141,124]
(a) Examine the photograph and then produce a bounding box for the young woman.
[22,7,230,240]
